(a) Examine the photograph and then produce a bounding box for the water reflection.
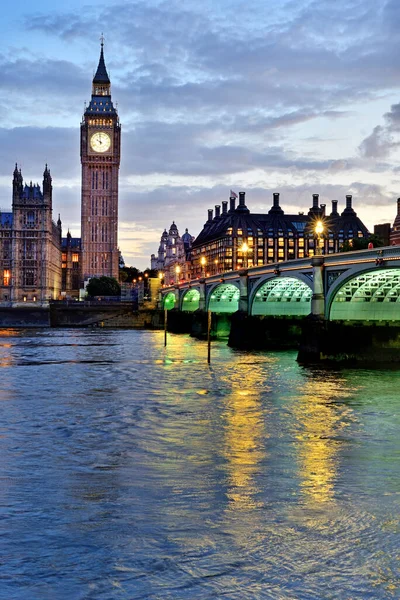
[1,330,400,599]
[291,373,357,505]
[223,389,265,510]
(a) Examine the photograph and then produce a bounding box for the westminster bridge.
[160,246,400,362]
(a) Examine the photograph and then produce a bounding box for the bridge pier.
[229,313,303,350]
[238,269,249,313]
[198,279,206,311]
[311,256,325,317]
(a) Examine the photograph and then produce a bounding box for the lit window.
[72,254,79,263]
[3,269,10,286]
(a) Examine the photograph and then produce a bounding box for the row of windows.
[91,197,109,216]
[90,254,109,269]
[87,119,113,126]
[62,253,79,264]
[91,169,110,191]
[91,223,109,243]
[196,233,363,255]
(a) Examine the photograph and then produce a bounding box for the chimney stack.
[269,191,284,214]
[222,201,228,214]
[239,191,246,207]
[312,193,319,209]
[208,209,213,222]
[346,195,352,210]
[331,200,338,216]
[320,204,326,217]
[229,197,236,212]
[215,205,221,218]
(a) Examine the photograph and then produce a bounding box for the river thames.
[0,328,399,599]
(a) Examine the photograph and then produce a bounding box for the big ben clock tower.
[81,39,120,282]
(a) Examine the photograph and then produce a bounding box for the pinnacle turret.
[93,38,110,85]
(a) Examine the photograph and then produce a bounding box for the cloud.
[0,127,79,179]
[1,0,398,270]
[359,102,400,158]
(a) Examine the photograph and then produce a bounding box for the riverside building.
[190,191,370,278]
[0,165,62,305]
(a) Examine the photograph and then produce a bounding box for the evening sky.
[1,0,400,268]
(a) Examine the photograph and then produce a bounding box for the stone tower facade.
[80,41,120,283]
[0,164,62,305]
[390,198,400,245]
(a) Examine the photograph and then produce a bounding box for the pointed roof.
[93,42,110,84]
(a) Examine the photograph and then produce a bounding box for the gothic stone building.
[151,222,194,285]
[79,41,120,282]
[0,165,62,305]
[59,42,121,297]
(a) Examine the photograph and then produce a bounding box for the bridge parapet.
[160,246,400,320]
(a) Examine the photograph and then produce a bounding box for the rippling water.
[1,328,400,599]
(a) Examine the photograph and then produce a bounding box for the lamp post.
[175,264,181,284]
[240,241,249,268]
[315,221,324,255]
[200,256,206,278]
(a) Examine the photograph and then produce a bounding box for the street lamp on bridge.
[240,241,249,268]
[315,221,324,255]
[200,256,206,277]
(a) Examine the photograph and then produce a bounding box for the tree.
[120,266,141,283]
[119,269,128,283]
[340,234,384,252]
[86,276,121,297]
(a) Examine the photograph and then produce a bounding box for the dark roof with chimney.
[192,193,370,248]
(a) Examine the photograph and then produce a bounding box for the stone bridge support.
[311,256,325,318]
[199,279,206,311]
[238,269,249,313]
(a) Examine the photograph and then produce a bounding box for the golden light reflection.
[223,387,265,511]
[291,377,355,505]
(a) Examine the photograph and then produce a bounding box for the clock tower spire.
[80,38,121,283]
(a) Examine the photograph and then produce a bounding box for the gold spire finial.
[100,33,105,47]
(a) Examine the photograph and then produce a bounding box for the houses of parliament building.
[0,42,121,305]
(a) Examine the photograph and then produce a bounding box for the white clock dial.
[90,132,111,153]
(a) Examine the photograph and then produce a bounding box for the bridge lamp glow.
[200,256,207,276]
[315,220,324,255]
[239,241,249,268]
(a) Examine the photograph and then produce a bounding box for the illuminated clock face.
[90,132,111,153]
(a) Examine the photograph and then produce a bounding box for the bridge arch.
[329,268,400,321]
[181,288,200,311]
[207,282,240,313]
[250,276,312,316]
[163,292,176,310]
